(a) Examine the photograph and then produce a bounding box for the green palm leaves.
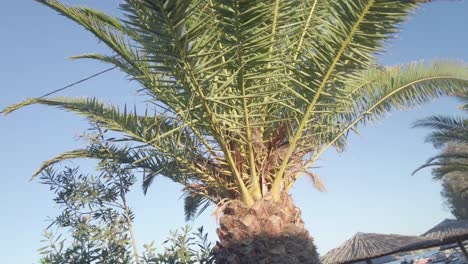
[413,93,468,179]
[4,0,468,207]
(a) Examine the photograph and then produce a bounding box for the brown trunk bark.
[213,193,320,264]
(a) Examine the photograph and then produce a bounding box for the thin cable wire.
[39,66,117,98]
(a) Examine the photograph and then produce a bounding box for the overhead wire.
[39,66,117,98]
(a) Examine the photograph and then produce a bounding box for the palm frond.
[413,152,468,175]
[413,115,465,131]
[342,61,468,129]
[425,152,468,164]
[432,163,468,180]
[32,149,91,179]
[2,97,182,146]
[424,129,468,148]
[183,191,212,221]
[291,61,468,182]
[3,97,217,180]
[36,0,149,76]
[413,115,467,148]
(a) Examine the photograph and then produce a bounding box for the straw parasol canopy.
[422,219,468,259]
[321,232,436,264]
[422,219,468,242]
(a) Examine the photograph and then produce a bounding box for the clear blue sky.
[1,1,467,263]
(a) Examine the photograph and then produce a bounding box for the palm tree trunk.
[214,193,320,264]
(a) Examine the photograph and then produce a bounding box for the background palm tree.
[440,169,468,220]
[413,93,468,179]
[3,0,468,263]
[413,92,468,219]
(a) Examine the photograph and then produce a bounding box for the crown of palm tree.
[3,0,468,218]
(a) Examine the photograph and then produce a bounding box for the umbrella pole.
[366,259,373,264]
[457,240,468,260]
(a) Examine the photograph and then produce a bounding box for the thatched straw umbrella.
[321,232,436,264]
[421,219,468,260]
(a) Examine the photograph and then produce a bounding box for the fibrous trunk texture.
[214,193,320,264]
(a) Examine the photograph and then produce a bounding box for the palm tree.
[440,169,468,219]
[4,0,468,263]
[413,93,468,180]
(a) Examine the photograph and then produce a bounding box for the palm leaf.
[183,191,212,221]
[32,149,92,179]
[413,152,468,176]
[414,114,467,148]
[291,61,468,184]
